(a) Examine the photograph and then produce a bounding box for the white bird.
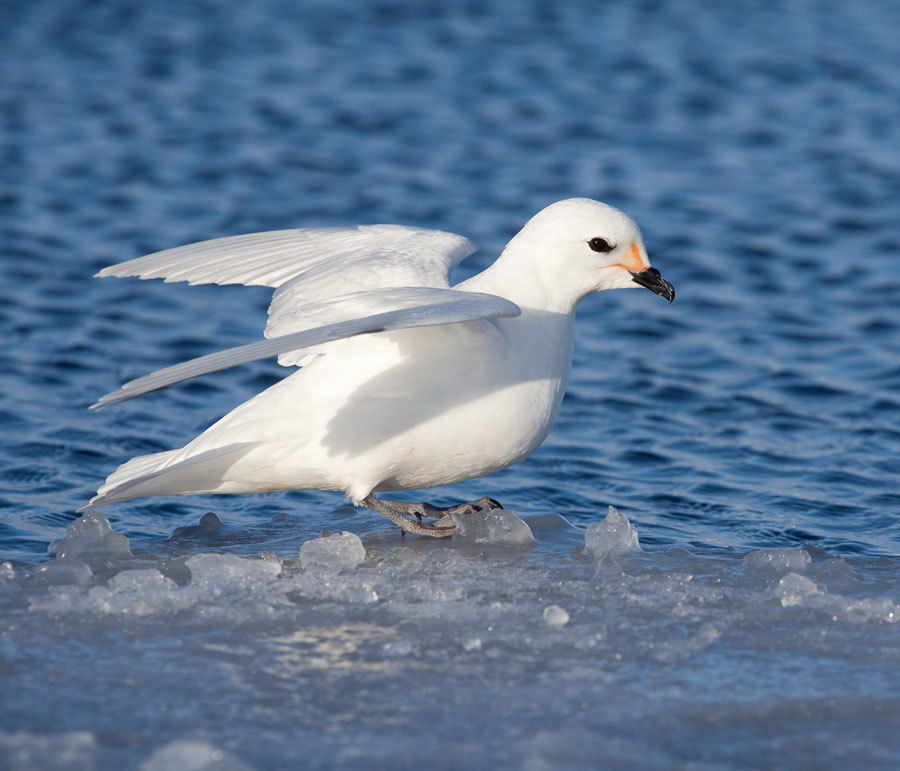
[86,198,674,536]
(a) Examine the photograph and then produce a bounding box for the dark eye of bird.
[588,237,613,253]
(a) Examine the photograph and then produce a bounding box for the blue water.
[2,1,900,769]
[3,0,899,559]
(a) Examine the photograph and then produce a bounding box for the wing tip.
[89,389,129,410]
[95,265,146,280]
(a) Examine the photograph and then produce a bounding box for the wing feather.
[91,289,519,410]
[97,225,476,289]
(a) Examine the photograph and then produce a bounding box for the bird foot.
[360,494,503,538]
[440,496,503,516]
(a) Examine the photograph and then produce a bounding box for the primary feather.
[91,288,520,409]
[96,225,475,289]
[96,224,486,371]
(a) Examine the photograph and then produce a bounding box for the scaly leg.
[360,494,502,538]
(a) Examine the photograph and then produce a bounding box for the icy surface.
[299,530,366,571]
[584,506,641,558]
[542,604,570,627]
[34,559,93,587]
[451,508,534,546]
[4,511,900,769]
[743,547,812,574]
[54,510,132,564]
[140,740,251,771]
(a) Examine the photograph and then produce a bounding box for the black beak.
[630,267,675,303]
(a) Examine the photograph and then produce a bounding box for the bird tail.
[84,443,259,509]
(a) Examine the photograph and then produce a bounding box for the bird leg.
[360,495,453,537]
[360,494,502,538]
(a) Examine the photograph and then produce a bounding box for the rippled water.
[2,1,900,768]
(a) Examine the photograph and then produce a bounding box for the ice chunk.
[774,573,900,622]
[299,531,366,571]
[808,555,859,590]
[108,569,175,593]
[841,596,899,624]
[743,548,811,574]
[88,569,180,617]
[776,572,820,606]
[140,739,252,771]
[34,560,93,587]
[28,553,285,618]
[56,511,131,562]
[585,506,641,558]
[543,605,570,627]
[186,553,282,587]
[285,570,380,604]
[451,507,534,545]
[344,584,379,604]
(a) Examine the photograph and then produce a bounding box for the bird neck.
[460,243,581,316]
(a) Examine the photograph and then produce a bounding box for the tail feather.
[85,443,259,508]
[98,449,179,495]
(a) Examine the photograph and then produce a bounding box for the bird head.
[501,198,675,310]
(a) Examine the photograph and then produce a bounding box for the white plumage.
[87,198,674,535]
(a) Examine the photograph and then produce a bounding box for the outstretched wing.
[97,225,476,291]
[92,224,504,408]
[91,289,520,410]
[98,224,481,367]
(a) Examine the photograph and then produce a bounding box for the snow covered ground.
[2,507,898,769]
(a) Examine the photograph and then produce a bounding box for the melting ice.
[2,506,899,769]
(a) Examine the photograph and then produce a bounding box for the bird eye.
[588,237,614,253]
